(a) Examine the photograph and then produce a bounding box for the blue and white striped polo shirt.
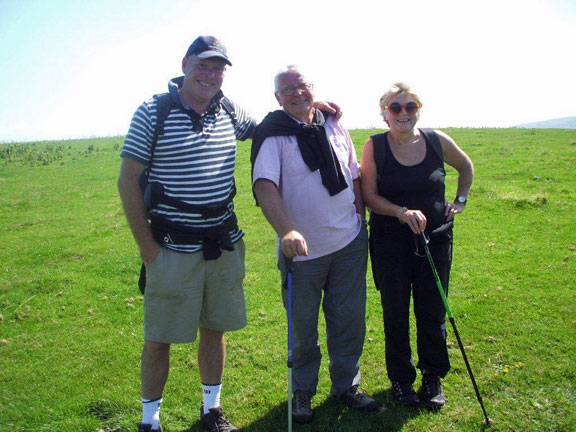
[121,77,257,252]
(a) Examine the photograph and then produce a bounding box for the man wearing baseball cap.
[119,36,341,432]
[185,35,233,65]
[119,35,254,432]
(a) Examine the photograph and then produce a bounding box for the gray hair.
[274,65,305,92]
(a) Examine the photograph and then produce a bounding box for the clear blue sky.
[1,0,574,142]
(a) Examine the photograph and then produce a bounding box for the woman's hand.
[398,208,427,234]
[445,201,465,221]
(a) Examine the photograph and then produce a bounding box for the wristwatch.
[455,196,468,204]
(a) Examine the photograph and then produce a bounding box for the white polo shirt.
[252,114,362,261]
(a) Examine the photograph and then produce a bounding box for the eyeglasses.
[278,82,313,96]
[385,102,421,115]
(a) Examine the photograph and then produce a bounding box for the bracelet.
[397,206,407,223]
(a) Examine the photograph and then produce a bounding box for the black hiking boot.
[137,423,163,432]
[335,385,378,412]
[292,390,314,423]
[392,382,420,406]
[421,373,446,409]
[200,405,239,432]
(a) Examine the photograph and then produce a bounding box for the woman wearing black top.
[361,82,474,409]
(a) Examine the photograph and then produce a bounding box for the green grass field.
[1,128,575,432]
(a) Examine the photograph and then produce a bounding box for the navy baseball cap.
[185,36,232,66]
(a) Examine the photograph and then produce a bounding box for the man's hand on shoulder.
[313,101,343,121]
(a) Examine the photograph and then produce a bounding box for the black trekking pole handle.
[419,232,492,425]
[284,255,294,273]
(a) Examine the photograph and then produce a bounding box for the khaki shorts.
[143,240,247,343]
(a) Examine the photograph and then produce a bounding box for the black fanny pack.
[138,214,239,294]
[150,213,238,259]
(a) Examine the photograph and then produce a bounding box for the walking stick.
[419,232,492,425]
[284,256,294,432]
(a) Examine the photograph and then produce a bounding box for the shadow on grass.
[177,389,432,432]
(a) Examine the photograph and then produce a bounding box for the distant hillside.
[516,117,576,129]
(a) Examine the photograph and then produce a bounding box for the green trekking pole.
[419,232,492,425]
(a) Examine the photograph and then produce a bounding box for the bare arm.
[253,178,308,258]
[353,178,365,220]
[436,130,474,220]
[360,138,427,233]
[117,157,160,265]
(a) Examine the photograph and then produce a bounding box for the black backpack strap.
[148,93,173,171]
[139,93,174,198]
[219,96,238,196]
[419,128,444,163]
[371,132,388,183]
[146,181,237,219]
[220,96,237,129]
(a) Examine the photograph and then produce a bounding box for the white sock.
[202,383,222,414]
[142,397,162,429]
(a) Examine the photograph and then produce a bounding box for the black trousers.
[370,228,452,383]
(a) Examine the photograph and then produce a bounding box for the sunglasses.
[385,102,421,114]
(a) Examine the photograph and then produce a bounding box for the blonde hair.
[379,82,422,110]
[379,82,422,125]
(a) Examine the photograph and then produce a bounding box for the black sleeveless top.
[369,131,447,237]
